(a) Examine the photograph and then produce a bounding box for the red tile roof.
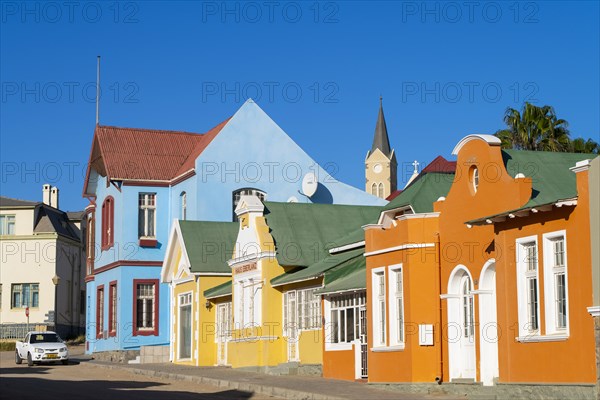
[421,155,456,174]
[386,190,402,201]
[83,118,230,195]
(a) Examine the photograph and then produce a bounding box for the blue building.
[82,99,385,356]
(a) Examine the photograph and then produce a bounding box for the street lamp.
[52,274,60,333]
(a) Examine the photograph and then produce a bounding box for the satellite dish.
[287,196,298,203]
[301,172,318,197]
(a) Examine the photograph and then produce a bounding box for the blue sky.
[1,1,598,211]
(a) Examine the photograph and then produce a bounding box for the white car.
[15,331,69,366]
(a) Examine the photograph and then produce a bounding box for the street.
[0,347,277,400]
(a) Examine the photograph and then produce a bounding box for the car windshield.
[30,333,61,344]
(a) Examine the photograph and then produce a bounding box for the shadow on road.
[0,374,258,400]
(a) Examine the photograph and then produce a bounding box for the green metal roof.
[263,202,380,267]
[316,255,366,294]
[204,280,232,299]
[383,172,454,213]
[179,220,238,274]
[270,248,364,287]
[503,150,596,208]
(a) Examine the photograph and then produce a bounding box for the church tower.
[365,97,397,199]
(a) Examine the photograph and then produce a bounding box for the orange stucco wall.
[322,345,356,381]
[364,216,442,383]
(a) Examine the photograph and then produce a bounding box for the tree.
[570,137,600,154]
[495,103,570,151]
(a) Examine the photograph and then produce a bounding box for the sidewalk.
[86,359,458,400]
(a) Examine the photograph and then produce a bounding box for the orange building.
[362,134,598,398]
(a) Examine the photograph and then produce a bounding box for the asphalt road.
[0,347,277,400]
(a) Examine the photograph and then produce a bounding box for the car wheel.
[27,352,33,367]
[15,351,22,365]
[61,360,68,365]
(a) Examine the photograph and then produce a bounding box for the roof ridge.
[0,195,39,203]
[97,125,203,136]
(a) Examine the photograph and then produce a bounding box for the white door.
[216,302,231,366]
[479,262,499,386]
[459,276,476,379]
[286,292,299,362]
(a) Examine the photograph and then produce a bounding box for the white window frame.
[138,193,157,238]
[515,236,540,337]
[325,291,366,350]
[388,265,405,347]
[283,286,322,336]
[543,230,569,336]
[372,267,386,347]
[235,275,262,330]
[0,215,16,235]
[177,291,193,360]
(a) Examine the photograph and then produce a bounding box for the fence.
[0,323,54,340]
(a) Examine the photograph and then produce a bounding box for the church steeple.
[370,96,392,158]
[365,97,397,199]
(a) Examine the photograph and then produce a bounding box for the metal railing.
[0,323,54,340]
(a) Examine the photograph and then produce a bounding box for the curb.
[86,362,345,400]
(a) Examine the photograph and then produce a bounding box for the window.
[11,283,39,308]
[389,266,405,346]
[232,188,265,221]
[461,277,474,338]
[0,215,16,235]
[178,292,192,359]
[283,287,322,334]
[471,166,479,193]
[101,197,114,249]
[96,285,104,339]
[516,237,540,336]
[86,212,95,274]
[138,193,156,238]
[180,192,187,221]
[372,268,386,346]
[328,292,366,344]
[378,182,384,198]
[543,231,569,335]
[108,282,117,337]
[371,182,377,196]
[235,278,262,328]
[133,280,159,336]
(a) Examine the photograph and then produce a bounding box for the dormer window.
[0,215,15,235]
[232,188,265,222]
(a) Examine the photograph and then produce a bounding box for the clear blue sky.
[1,1,598,211]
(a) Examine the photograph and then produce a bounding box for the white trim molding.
[587,306,600,317]
[228,251,276,268]
[516,334,569,343]
[570,159,592,173]
[329,241,365,255]
[370,344,405,352]
[364,243,435,257]
[452,134,501,155]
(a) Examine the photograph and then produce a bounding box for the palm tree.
[495,103,571,152]
[570,137,600,154]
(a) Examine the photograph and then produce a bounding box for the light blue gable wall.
[192,99,385,221]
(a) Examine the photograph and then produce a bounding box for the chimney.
[42,184,51,206]
[50,186,59,209]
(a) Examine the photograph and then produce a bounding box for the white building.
[0,185,86,338]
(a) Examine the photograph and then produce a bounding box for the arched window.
[180,192,187,221]
[101,196,114,250]
[378,183,384,198]
[371,182,377,196]
[232,188,266,222]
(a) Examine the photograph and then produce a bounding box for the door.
[359,306,368,378]
[459,275,476,379]
[286,291,299,362]
[216,302,231,366]
[178,293,192,360]
[479,262,498,386]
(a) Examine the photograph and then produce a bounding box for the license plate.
[46,354,58,359]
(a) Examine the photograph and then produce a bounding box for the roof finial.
[379,95,382,106]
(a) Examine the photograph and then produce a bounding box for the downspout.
[435,232,444,384]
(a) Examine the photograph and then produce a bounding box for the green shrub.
[0,342,16,352]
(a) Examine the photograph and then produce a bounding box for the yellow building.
[203,196,380,374]
[160,220,238,366]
